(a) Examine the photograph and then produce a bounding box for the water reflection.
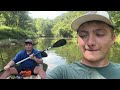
[0,45,24,69]
[43,50,67,74]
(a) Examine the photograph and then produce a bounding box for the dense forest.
[0,11,120,41]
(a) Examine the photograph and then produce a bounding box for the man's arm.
[29,54,43,64]
[4,60,15,70]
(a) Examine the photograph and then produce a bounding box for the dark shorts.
[14,65,37,74]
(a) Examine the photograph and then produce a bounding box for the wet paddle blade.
[52,39,67,48]
[40,51,48,57]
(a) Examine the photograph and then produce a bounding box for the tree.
[108,11,120,34]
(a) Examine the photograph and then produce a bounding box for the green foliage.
[0,11,120,40]
[51,11,85,37]
[115,34,120,45]
[0,25,11,29]
[35,18,53,37]
[108,11,120,34]
[0,11,36,39]
[0,26,35,39]
[0,11,34,31]
[109,45,120,63]
[55,38,82,64]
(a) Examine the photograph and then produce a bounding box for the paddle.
[0,39,67,73]
[42,39,67,51]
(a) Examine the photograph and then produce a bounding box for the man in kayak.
[0,39,46,79]
[46,11,120,79]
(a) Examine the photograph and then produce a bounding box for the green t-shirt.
[46,62,120,79]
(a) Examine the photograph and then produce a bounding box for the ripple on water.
[43,50,67,73]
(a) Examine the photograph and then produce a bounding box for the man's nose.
[87,34,96,46]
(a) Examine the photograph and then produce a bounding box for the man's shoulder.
[54,64,69,69]
[107,62,120,72]
[33,48,39,52]
[46,62,88,79]
[17,49,25,54]
[110,62,120,67]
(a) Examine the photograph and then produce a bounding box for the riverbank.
[0,26,35,40]
[0,39,24,47]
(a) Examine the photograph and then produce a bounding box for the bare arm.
[4,60,15,70]
[29,54,43,64]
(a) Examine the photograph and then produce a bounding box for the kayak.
[5,63,48,79]
[6,74,41,79]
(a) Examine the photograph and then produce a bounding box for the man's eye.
[96,30,105,37]
[96,34,105,37]
[79,35,88,38]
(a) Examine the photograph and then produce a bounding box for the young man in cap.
[46,11,120,79]
[0,39,46,79]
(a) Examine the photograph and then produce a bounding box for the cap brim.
[71,14,113,31]
[25,42,34,44]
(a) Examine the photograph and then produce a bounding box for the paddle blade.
[52,39,67,48]
[40,51,48,57]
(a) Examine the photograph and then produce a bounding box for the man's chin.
[83,55,101,62]
[26,49,31,51]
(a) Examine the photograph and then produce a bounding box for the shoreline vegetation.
[115,34,120,45]
[0,11,120,47]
